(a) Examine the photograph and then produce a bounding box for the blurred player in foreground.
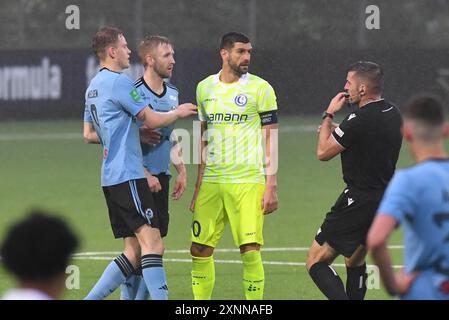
[1,211,78,300]
[368,95,449,300]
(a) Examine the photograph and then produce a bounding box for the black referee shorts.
[315,187,384,258]
[153,173,170,238]
[102,178,159,239]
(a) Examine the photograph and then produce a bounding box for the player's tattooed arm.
[137,104,197,129]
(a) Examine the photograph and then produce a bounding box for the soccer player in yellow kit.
[189,32,279,300]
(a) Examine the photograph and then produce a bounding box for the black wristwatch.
[321,111,334,120]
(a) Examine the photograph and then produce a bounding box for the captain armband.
[259,110,278,126]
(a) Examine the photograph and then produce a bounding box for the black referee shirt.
[331,99,403,191]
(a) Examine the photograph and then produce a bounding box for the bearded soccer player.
[189,32,278,300]
[120,35,187,300]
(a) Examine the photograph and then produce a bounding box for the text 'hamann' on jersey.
[207,113,249,123]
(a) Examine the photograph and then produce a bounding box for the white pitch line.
[73,245,404,256]
[387,245,404,249]
[71,256,404,269]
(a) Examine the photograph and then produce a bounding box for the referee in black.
[306,61,403,300]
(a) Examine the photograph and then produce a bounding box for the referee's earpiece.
[359,84,367,97]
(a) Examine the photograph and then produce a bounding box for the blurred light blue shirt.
[378,159,449,298]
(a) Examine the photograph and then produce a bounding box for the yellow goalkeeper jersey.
[196,71,277,184]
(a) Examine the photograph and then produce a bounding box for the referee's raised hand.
[326,92,348,115]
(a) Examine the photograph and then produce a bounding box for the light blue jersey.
[134,77,179,176]
[84,68,148,186]
[377,159,449,299]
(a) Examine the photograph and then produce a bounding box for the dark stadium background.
[1,0,449,119]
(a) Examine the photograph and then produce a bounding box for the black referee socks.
[309,262,349,300]
[346,263,368,300]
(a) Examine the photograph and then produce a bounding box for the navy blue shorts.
[102,179,159,239]
[153,173,170,238]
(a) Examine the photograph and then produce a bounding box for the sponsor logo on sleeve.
[129,89,141,103]
[335,126,345,137]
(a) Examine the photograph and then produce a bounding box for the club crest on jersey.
[234,94,247,107]
[145,208,154,223]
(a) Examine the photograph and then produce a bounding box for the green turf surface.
[0,116,414,299]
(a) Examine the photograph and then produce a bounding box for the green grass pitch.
[0,116,415,299]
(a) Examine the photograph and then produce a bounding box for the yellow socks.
[242,250,265,300]
[191,255,215,300]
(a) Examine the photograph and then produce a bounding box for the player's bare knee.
[140,240,164,255]
[240,243,260,254]
[128,241,140,254]
[154,240,164,255]
[306,250,319,271]
[122,237,141,266]
[144,236,164,255]
[123,236,140,251]
[135,226,164,255]
[190,243,213,257]
[306,245,334,271]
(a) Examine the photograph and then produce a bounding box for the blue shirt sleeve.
[113,74,147,116]
[84,105,92,122]
[377,170,415,224]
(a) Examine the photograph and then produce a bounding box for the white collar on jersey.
[213,70,250,86]
[360,98,385,107]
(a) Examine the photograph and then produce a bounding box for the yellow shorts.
[191,182,265,248]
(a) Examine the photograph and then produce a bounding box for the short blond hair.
[138,35,173,68]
